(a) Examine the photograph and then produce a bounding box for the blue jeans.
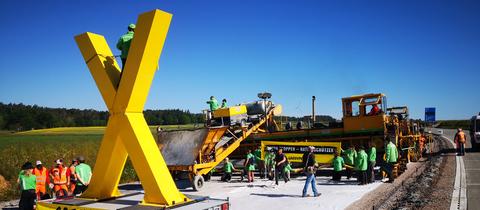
[302,173,318,196]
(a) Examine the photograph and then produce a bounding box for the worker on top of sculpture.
[116,23,136,69]
[221,98,227,108]
[206,96,219,111]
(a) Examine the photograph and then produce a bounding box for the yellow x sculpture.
[74,9,189,207]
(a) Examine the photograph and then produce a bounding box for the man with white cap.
[32,160,50,200]
[50,159,70,198]
[302,146,320,197]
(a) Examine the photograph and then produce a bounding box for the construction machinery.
[235,93,430,177]
[157,98,282,190]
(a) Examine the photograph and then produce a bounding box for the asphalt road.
[436,128,479,210]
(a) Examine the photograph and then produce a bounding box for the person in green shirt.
[283,161,292,182]
[17,162,36,210]
[244,150,256,182]
[367,142,377,183]
[220,99,227,108]
[355,146,368,185]
[206,96,219,112]
[221,158,236,182]
[342,145,357,180]
[264,149,276,180]
[74,156,92,195]
[382,139,398,183]
[332,149,344,181]
[253,146,265,179]
[116,23,135,69]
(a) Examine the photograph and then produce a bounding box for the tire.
[192,175,204,191]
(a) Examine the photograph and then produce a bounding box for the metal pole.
[312,96,316,126]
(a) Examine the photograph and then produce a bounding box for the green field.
[0,124,198,201]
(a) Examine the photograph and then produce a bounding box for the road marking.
[439,132,468,210]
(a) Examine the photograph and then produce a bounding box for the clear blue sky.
[0,0,479,120]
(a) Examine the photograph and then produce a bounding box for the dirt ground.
[346,135,455,210]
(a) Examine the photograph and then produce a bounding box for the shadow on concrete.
[250,193,302,198]
[317,180,360,186]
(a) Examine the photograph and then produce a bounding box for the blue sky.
[0,0,478,120]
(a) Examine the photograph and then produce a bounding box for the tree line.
[0,103,205,131]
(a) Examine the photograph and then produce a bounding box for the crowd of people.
[17,156,92,210]
[220,140,399,197]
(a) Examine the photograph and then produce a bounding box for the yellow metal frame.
[213,105,247,118]
[74,9,188,206]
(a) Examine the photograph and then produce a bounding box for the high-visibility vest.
[52,167,67,185]
[457,131,466,143]
[33,167,47,192]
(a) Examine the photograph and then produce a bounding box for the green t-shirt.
[386,142,398,163]
[116,31,134,59]
[368,147,376,162]
[18,171,36,190]
[333,156,345,172]
[253,149,261,160]
[284,163,292,172]
[224,162,234,173]
[246,153,255,171]
[75,163,92,185]
[355,150,368,171]
[265,153,275,165]
[344,148,357,165]
[207,99,219,111]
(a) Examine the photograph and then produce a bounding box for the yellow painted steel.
[74,9,188,206]
[213,105,247,117]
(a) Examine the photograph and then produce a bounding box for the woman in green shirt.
[245,150,256,182]
[18,162,36,210]
[332,150,345,181]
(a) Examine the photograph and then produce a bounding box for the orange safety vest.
[52,167,68,185]
[456,131,466,144]
[33,167,47,193]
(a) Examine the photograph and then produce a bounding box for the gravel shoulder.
[346,135,455,210]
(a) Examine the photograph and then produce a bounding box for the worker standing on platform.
[367,142,376,183]
[116,23,135,69]
[74,156,92,195]
[302,146,319,197]
[355,146,368,185]
[454,128,466,156]
[332,149,344,181]
[382,139,398,183]
[343,145,357,180]
[18,162,36,210]
[32,160,49,200]
[206,96,219,111]
[221,99,227,108]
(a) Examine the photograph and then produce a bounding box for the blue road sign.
[425,107,436,122]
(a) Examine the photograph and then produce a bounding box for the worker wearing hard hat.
[454,128,466,156]
[51,159,70,198]
[116,23,135,69]
[32,160,50,200]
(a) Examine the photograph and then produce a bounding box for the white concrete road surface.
[184,176,382,210]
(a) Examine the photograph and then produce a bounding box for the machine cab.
[471,113,480,146]
[342,93,387,133]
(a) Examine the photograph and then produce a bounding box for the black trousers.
[74,184,88,195]
[367,161,376,183]
[19,189,36,210]
[332,171,342,181]
[221,172,232,182]
[275,165,287,185]
[346,166,354,179]
[458,143,465,155]
[381,162,395,182]
[357,170,367,185]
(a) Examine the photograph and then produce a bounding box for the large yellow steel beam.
[74,9,188,206]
